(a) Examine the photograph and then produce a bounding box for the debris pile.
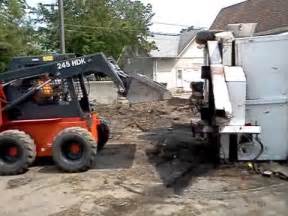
[96,98,193,133]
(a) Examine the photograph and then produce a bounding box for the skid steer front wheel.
[52,127,97,172]
[0,130,36,175]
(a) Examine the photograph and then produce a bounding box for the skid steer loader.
[0,53,170,175]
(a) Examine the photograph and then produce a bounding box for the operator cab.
[4,54,91,120]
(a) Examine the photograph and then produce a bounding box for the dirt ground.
[0,99,288,216]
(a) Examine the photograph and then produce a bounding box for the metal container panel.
[236,34,288,160]
[236,35,288,100]
[246,101,288,160]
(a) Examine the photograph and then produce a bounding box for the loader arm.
[0,53,171,104]
[0,53,127,93]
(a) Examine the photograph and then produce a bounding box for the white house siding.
[155,40,204,92]
[154,59,176,89]
[123,57,154,79]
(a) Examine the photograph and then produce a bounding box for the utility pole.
[37,1,65,53]
[58,0,65,54]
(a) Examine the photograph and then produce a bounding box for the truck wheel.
[0,130,36,175]
[52,127,97,172]
[97,119,110,152]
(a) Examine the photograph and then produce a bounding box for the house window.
[177,70,183,79]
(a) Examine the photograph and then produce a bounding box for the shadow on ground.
[95,144,136,169]
[37,144,136,173]
[139,124,218,194]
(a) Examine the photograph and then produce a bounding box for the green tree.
[0,0,41,72]
[36,0,154,58]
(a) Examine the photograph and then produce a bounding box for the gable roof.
[149,34,180,58]
[210,0,288,35]
[178,30,198,54]
[148,30,199,58]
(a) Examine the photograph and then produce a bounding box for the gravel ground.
[0,99,287,216]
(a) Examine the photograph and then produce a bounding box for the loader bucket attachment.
[124,74,172,103]
[106,57,171,103]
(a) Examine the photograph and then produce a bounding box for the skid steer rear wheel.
[0,130,36,175]
[52,127,97,172]
[97,119,110,152]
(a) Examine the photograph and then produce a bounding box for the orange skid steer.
[0,53,170,175]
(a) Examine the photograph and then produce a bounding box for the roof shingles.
[148,30,199,58]
[210,0,288,34]
[149,34,180,58]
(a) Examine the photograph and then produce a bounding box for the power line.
[65,24,145,32]
[153,22,190,27]
[65,29,145,35]
[65,27,188,36]
[150,32,180,36]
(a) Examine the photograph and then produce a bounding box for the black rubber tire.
[0,130,36,175]
[97,119,110,152]
[52,127,97,172]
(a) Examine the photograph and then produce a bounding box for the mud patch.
[49,205,82,216]
[7,176,32,189]
[143,123,217,194]
[94,196,139,216]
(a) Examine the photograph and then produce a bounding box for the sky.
[27,0,245,33]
